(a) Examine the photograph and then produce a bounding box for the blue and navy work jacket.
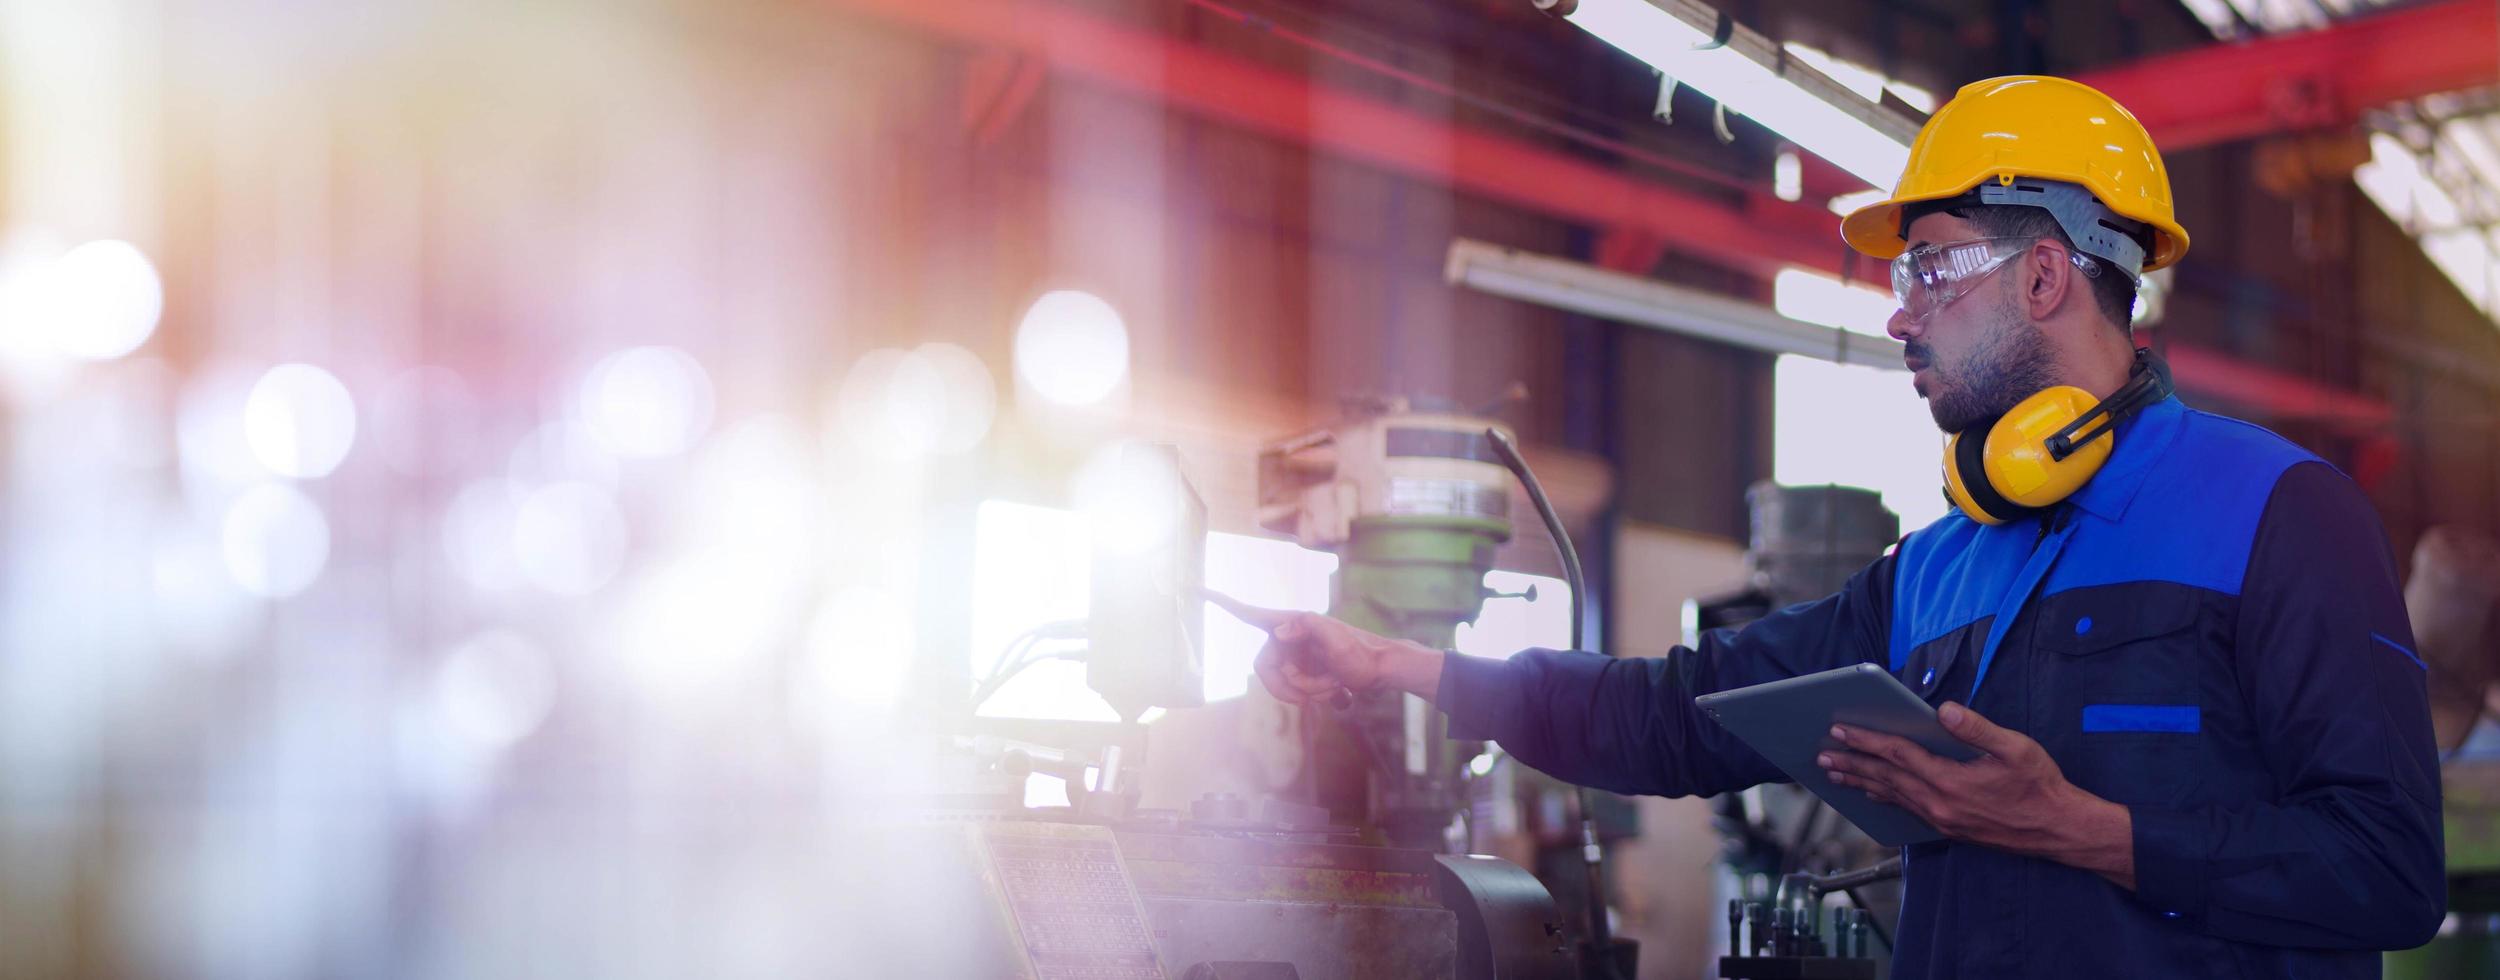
[1441,396,2445,977]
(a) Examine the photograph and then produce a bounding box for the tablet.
[1693,663,1983,846]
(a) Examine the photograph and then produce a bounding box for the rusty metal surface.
[1113,830,1441,875]
[1125,858,1440,908]
[979,822,1168,979]
[1142,897,1457,980]
[1118,829,1445,908]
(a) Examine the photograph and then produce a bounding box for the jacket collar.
[2064,394,2183,523]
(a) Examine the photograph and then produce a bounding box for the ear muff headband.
[2044,351,2173,459]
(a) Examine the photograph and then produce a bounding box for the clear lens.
[1890,237,2031,322]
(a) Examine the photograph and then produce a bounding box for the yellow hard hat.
[1841,75,2190,272]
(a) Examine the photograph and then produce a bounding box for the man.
[2404,526,2500,752]
[1246,76,2445,976]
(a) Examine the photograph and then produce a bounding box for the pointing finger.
[1254,639,1303,704]
[1203,587,1295,633]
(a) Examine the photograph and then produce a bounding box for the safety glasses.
[1889,236,2035,324]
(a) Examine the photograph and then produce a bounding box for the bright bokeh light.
[1774,267,1896,339]
[434,631,556,750]
[834,347,947,459]
[244,363,358,479]
[369,365,478,476]
[831,343,995,459]
[1773,354,1947,531]
[1773,150,1802,203]
[579,345,714,458]
[46,239,163,360]
[1070,443,1185,560]
[1014,290,1129,406]
[219,482,331,598]
[0,236,165,362]
[511,481,627,596]
[913,342,997,453]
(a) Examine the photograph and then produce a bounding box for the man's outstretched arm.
[1239,555,1898,798]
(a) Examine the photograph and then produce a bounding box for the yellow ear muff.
[1942,385,2117,525]
[1987,386,2114,505]
[1941,430,2007,525]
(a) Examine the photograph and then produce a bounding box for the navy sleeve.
[2131,460,2446,949]
[1436,553,1896,798]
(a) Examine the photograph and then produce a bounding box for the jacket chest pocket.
[2036,588,2203,697]
[2035,588,2206,805]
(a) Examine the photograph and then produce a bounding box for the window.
[1770,267,1945,531]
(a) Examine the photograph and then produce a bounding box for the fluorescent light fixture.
[1826,188,1888,217]
[1446,237,1904,370]
[1885,80,1936,114]
[1773,267,1895,339]
[1773,150,1801,202]
[1540,0,1915,189]
[1782,43,1882,102]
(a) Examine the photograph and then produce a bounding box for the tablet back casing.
[1694,663,1983,847]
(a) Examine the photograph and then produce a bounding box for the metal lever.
[1483,583,1540,603]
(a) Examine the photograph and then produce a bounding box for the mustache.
[1903,341,1934,363]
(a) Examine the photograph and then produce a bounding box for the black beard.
[1919,294,2059,434]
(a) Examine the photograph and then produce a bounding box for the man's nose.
[1887,307,1918,342]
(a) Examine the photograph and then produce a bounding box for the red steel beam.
[2078,0,2500,152]
[2161,345,2394,429]
[1788,1,2498,202]
[822,0,1848,279]
[825,0,2399,427]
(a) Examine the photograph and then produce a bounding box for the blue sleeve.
[1435,553,1896,798]
[2131,461,2446,949]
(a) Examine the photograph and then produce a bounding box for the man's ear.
[2024,240,2076,321]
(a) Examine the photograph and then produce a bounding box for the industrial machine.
[2387,526,2500,978]
[916,432,1605,978]
[1257,397,1634,977]
[1714,865,1894,979]
[1254,397,1526,848]
[1688,483,1905,971]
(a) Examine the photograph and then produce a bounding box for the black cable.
[1483,427,1620,978]
[971,621,1090,707]
[1483,430,1584,652]
[972,650,1086,709]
